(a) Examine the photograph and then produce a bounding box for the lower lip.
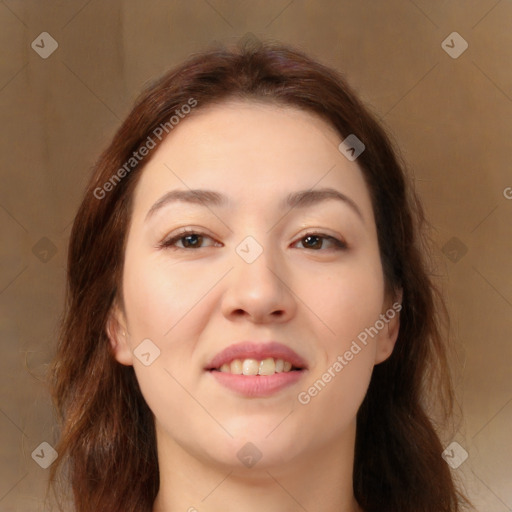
[208,370,306,397]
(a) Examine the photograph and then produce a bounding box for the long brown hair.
[47,38,470,512]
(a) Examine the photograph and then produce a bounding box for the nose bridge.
[221,232,295,322]
[234,232,282,294]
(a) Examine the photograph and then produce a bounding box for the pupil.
[184,234,201,247]
[304,235,321,249]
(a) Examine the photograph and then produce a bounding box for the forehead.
[130,99,374,223]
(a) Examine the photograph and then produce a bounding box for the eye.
[158,229,221,250]
[292,232,347,251]
[158,229,347,252]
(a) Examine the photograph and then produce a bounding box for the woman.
[47,39,470,512]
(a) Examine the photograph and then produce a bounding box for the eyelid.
[295,227,347,244]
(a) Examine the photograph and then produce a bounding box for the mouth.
[204,340,308,373]
[204,341,308,397]
[208,357,303,375]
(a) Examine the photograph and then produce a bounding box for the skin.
[107,99,402,512]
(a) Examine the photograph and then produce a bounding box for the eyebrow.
[145,187,365,224]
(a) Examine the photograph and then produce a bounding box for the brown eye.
[177,233,203,248]
[294,233,347,251]
[159,230,219,250]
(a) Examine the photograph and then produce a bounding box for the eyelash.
[158,228,348,252]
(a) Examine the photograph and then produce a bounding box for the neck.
[152,420,363,512]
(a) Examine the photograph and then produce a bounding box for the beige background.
[0,1,511,510]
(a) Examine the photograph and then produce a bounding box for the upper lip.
[205,341,308,371]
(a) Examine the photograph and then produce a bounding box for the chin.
[210,443,300,473]
[207,422,304,469]
[224,414,295,442]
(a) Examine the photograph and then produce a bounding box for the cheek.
[314,256,386,349]
[124,274,175,336]
[121,255,208,433]
[122,250,210,340]
[296,348,374,444]
[121,250,215,396]
[300,255,383,416]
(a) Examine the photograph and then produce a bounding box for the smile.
[214,357,299,375]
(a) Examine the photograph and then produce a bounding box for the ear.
[106,301,134,366]
[374,287,403,365]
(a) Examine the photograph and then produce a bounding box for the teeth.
[230,359,243,374]
[258,357,275,375]
[216,357,297,375]
[242,359,259,375]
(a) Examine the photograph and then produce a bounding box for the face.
[108,99,401,470]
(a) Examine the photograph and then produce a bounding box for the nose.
[221,244,297,324]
